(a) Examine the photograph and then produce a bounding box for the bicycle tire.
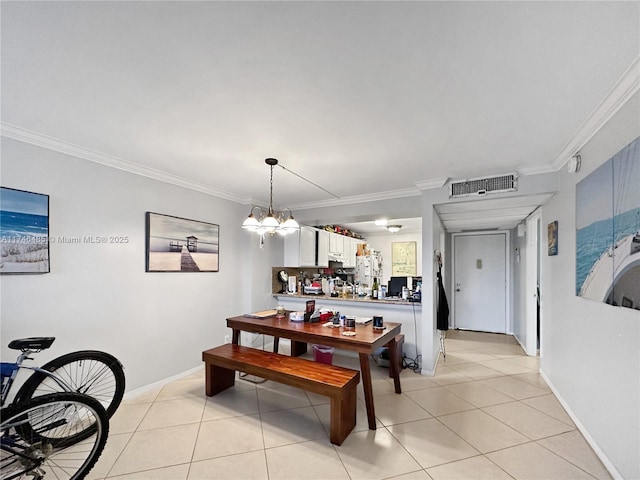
[0,392,108,480]
[14,350,125,419]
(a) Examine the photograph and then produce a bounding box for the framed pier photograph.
[145,212,219,272]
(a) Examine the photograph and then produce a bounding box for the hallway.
[88,330,611,479]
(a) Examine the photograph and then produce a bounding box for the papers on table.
[245,310,277,318]
[355,317,373,325]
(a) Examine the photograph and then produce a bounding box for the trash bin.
[312,345,334,365]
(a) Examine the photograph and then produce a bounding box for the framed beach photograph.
[0,187,50,274]
[146,212,219,272]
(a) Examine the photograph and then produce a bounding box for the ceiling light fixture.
[387,225,402,233]
[374,219,388,227]
[242,158,300,244]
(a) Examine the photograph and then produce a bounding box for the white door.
[454,233,507,333]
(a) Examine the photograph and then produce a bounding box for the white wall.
[0,138,251,394]
[540,93,639,479]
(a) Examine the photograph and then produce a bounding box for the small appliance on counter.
[303,282,323,295]
[287,275,297,294]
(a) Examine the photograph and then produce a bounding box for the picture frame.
[146,212,219,272]
[576,136,639,308]
[0,187,50,274]
[547,221,558,256]
[392,241,417,276]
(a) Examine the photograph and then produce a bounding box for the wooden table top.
[227,313,401,354]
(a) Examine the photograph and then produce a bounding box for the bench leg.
[329,384,357,446]
[205,362,236,396]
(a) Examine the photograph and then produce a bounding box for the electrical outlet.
[224,335,230,344]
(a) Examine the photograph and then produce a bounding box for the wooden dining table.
[227,312,402,430]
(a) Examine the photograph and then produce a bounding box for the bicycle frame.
[1,349,74,407]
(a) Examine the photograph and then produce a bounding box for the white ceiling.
[1,2,638,232]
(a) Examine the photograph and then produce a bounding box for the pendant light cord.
[276,163,340,199]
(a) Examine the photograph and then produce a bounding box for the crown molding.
[552,55,640,171]
[517,164,557,176]
[290,187,421,211]
[0,123,252,204]
[415,177,449,190]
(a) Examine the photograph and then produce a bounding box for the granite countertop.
[273,293,421,306]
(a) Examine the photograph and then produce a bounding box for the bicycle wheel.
[15,350,125,419]
[0,392,108,480]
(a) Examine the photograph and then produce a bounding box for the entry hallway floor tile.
[92,330,612,480]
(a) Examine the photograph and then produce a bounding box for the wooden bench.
[202,343,360,445]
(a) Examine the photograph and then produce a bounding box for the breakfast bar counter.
[274,292,420,305]
[273,293,421,362]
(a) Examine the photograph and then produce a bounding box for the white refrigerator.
[354,251,382,286]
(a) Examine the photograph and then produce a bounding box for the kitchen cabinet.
[329,233,344,257]
[284,226,328,267]
[317,229,329,267]
[343,237,360,268]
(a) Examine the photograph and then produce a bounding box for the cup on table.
[373,315,384,330]
[276,305,285,318]
[344,316,356,332]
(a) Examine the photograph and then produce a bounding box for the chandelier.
[241,158,300,238]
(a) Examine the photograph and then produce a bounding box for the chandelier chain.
[269,164,274,214]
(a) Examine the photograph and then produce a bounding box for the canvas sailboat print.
[576,136,639,310]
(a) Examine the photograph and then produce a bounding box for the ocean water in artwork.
[576,207,640,294]
[0,210,49,242]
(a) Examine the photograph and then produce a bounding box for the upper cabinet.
[317,229,329,267]
[343,237,360,268]
[284,226,328,267]
[285,227,361,269]
[329,232,345,257]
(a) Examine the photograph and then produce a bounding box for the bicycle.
[1,337,126,420]
[1,391,109,480]
[0,337,123,479]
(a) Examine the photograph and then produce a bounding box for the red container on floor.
[312,344,334,365]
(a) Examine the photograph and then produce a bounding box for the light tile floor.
[88,330,612,480]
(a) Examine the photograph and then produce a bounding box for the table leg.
[290,341,308,357]
[273,337,280,353]
[387,338,402,394]
[232,329,240,345]
[358,352,376,430]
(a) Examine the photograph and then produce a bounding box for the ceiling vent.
[449,173,518,198]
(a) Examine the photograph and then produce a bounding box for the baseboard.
[123,364,203,401]
[421,347,440,377]
[539,369,622,480]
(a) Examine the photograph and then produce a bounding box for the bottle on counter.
[372,277,379,299]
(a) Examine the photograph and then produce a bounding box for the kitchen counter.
[274,293,420,305]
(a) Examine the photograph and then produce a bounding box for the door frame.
[524,209,542,356]
[451,230,511,333]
